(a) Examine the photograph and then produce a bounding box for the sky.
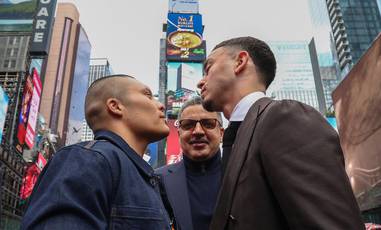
[58,0,314,93]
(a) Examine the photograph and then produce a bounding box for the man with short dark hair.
[156,96,224,230]
[197,37,364,229]
[21,75,172,229]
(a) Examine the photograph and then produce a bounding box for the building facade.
[39,3,91,147]
[268,41,325,113]
[326,0,381,73]
[81,58,112,141]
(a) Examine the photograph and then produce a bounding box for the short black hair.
[213,36,276,88]
[85,74,134,130]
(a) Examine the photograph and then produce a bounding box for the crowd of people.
[20,36,365,230]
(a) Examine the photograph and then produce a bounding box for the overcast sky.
[58,0,314,93]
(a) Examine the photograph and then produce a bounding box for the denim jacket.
[21,130,171,230]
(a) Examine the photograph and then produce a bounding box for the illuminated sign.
[25,68,42,149]
[166,13,204,62]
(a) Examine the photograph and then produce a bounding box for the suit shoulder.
[155,161,183,176]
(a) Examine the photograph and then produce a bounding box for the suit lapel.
[210,97,273,229]
[164,162,193,230]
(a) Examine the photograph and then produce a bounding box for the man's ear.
[106,98,123,117]
[234,51,249,75]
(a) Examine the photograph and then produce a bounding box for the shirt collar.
[230,91,266,122]
[94,130,154,178]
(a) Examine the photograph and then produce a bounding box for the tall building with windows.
[39,3,92,147]
[81,58,113,141]
[268,41,325,113]
[326,0,381,73]
[308,0,342,111]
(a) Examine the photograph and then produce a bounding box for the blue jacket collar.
[94,130,154,178]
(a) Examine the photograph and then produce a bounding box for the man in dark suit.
[156,96,224,230]
[197,37,364,229]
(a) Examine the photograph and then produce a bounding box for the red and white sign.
[166,119,182,165]
[25,68,42,149]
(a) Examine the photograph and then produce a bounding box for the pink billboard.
[25,68,42,149]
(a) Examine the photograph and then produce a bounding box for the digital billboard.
[168,0,199,14]
[0,86,9,143]
[17,72,33,146]
[333,34,381,211]
[25,68,42,149]
[166,119,182,165]
[166,62,202,119]
[166,13,204,62]
[0,0,38,32]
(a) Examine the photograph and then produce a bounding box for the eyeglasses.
[178,119,221,131]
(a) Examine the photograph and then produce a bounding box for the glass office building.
[268,41,321,111]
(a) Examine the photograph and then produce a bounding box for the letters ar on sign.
[29,0,57,56]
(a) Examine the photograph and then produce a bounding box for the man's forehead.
[182,105,218,118]
[206,47,231,63]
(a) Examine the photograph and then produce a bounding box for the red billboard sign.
[166,119,182,164]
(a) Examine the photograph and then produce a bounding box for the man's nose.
[197,79,205,89]
[158,102,165,112]
[192,122,205,135]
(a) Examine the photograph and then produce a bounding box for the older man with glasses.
[156,96,224,230]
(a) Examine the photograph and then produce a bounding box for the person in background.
[156,96,224,230]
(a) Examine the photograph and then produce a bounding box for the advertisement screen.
[0,0,38,32]
[333,34,381,211]
[166,13,204,62]
[25,68,42,149]
[166,119,182,165]
[0,86,9,143]
[166,62,202,119]
[17,72,33,145]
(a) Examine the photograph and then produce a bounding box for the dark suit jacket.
[210,98,364,230]
[156,161,193,230]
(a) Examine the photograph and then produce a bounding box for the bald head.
[85,74,134,131]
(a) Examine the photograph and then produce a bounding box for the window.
[10,60,16,68]
[3,60,10,68]
[12,37,20,45]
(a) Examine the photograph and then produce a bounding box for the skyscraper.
[39,3,91,147]
[268,41,325,113]
[81,58,113,141]
[326,0,381,72]
[308,0,342,110]
[158,0,205,166]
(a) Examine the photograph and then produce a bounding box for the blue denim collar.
[94,130,154,179]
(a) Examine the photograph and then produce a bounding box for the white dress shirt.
[229,91,266,122]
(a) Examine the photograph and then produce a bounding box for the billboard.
[0,0,38,32]
[29,0,57,55]
[168,0,199,14]
[17,72,33,146]
[166,62,202,118]
[166,13,204,62]
[333,34,381,211]
[166,119,182,165]
[0,86,9,143]
[19,152,45,200]
[25,68,42,149]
